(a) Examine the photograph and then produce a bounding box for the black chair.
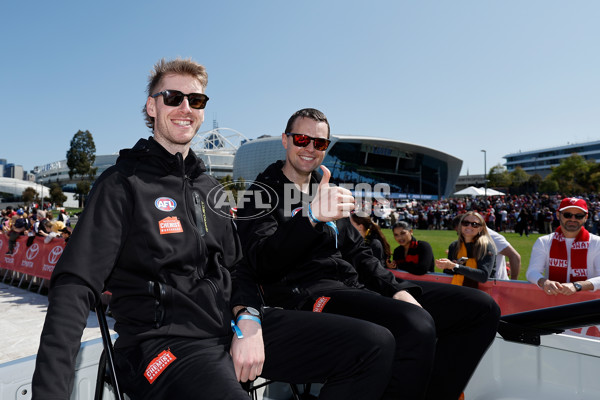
[94,303,126,400]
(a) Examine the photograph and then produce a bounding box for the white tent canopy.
[453,186,505,197]
[484,188,505,196]
[453,186,484,196]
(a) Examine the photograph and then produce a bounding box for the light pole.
[481,149,487,197]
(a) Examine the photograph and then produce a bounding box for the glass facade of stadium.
[232,135,462,199]
[504,140,600,178]
[34,155,119,192]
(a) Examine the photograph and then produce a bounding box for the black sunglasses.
[285,133,331,151]
[151,90,209,109]
[461,220,482,228]
[561,212,587,220]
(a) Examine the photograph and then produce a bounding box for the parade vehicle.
[2,236,600,399]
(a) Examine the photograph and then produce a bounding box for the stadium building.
[34,155,119,191]
[32,127,248,189]
[31,128,463,200]
[233,135,462,200]
[0,178,50,201]
[504,140,600,178]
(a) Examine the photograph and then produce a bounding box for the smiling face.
[145,74,205,157]
[393,227,412,246]
[460,214,484,243]
[281,117,328,185]
[558,207,588,237]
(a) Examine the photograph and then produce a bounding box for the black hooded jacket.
[236,160,420,310]
[33,137,257,399]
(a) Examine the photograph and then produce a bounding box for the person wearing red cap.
[527,197,600,295]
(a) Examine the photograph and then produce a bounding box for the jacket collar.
[117,137,206,178]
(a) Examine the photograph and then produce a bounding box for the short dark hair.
[392,221,411,231]
[284,108,330,138]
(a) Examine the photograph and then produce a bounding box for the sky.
[1,0,599,177]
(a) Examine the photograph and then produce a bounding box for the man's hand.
[392,290,422,308]
[309,166,355,224]
[230,319,265,382]
[557,283,578,296]
[540,278,566,296]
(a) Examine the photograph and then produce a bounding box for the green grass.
[382,229,542,281]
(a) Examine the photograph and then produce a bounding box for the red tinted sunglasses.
[285,133,331,151]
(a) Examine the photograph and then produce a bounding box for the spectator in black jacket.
[391,221,435,275]
[32,59,394,400]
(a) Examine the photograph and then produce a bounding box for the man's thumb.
[319,165,331,186]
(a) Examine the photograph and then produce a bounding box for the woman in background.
[391,221,435,275]
[349,213,393,268]
[435,211,497,288]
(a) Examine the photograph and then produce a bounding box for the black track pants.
[114,308,395,400]
[302,281,500,400]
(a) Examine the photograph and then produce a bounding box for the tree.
[539,176,559,194]
[547,154,593,194]
[217,175,247,206]
[509,166,530,187]
[66,130,97,207]
[487,164,512,187]
[528,173,543,192]
[507,166,531,194]
[49,183,68,207]
[22,187,38,206]
[588,167,600,193]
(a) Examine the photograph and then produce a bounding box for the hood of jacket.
[117,136,206,179]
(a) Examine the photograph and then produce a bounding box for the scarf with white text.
[548,226,589,283]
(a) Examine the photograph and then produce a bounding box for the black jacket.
[392,238,435,275]
[236,160,419,310]
[33,137,256,399]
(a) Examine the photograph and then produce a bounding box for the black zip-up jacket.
[32,137,258,399]
[236,160,420,310]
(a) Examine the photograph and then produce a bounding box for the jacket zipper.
[177,153,205,279]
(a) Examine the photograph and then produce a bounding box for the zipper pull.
[193,191,207,236]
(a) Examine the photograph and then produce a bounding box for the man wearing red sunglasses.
[32,60,395,400]
[236,108,501,400]
[527,197,600,295]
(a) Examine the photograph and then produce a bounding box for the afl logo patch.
[155,197,177,212]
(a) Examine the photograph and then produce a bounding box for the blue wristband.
[236,315,262,325]
[308,203,322,224]
[308,203,339,248]
[231,320,243,339]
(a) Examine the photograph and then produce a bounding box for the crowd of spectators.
[1,205,73,253]
[375,193,600,235]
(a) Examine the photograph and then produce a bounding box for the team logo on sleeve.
[159,217,184,235]
[155,197,177,212]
